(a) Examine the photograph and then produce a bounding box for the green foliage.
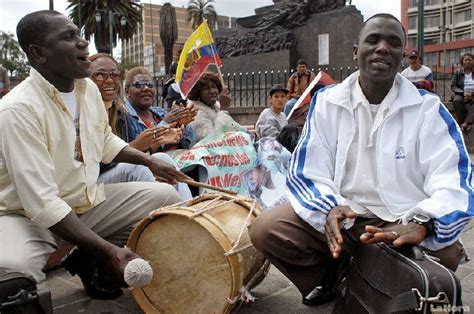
[0,31,29,78]
[186,0,217,30]
[67,0,143,54]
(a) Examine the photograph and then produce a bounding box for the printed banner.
[174,122,257,195]
[241,137,291,210]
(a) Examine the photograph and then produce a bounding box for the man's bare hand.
[146,155,192,185]
[324,205,358,259]
[219,86,231,111]
[360,223,427,247]
[105,246,141,286]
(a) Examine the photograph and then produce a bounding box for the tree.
[67,0,142,54]
[0,31,29,79]
[160,3,178,74]
[186,0,217,30]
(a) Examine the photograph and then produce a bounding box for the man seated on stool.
[250,13,472,306]
[0,10,190,300]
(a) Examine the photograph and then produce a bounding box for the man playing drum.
[250,13,472,306]
[0,10,189,300]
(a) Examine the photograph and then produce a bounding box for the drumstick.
[181,179,237,195]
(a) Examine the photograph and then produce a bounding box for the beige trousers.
[0,182,180,282]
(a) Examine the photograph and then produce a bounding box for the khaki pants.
[249,203,465,297]
[0,182,180,282]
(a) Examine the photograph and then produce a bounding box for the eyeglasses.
[91,71,121,82]
[131,81,156,89]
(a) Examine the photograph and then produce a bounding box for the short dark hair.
[17,10,63,55]
[358,13,406,44]
[296,59,307,66]
[187,72,223,101]
[460,53,474,65]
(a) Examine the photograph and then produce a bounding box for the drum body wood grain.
[127,193,267,313]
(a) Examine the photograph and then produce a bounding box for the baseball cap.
[408,50,420,58]
[269,84,289,96]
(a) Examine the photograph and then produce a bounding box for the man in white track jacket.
[249,13,473,307]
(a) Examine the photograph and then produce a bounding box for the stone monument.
[214,0,363,74]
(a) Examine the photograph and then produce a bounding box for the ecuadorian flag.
[176,21,223,97]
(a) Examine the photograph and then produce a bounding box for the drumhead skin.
[127,193,267,313]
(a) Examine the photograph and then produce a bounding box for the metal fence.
[154,65,457,108]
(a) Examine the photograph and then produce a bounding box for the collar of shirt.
[350,73,400,147]
[125,100,165,127]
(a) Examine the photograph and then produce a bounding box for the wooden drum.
[127,193,268,313]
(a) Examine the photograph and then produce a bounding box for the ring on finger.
[390,231,399,238]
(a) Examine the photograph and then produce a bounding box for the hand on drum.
[360,223,427,247]
[146,155,192,185]
[324,205,358,259]
[105,246,142,286]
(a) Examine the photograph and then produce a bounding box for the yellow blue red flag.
[176,21,223,97]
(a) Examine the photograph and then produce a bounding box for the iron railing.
[154,65,457,108]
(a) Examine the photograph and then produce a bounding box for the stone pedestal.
[216,5,363,73]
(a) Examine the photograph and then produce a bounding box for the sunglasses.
[131,81,156,89]
[91,71,121,82]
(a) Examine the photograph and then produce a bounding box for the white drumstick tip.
[124,258,153,288]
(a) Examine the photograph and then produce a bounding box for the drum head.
[133,212,235,313]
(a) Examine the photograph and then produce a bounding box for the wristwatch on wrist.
[410,213,434,236]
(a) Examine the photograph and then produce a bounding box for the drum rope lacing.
[225,200,258,256]
[227,260,271,305]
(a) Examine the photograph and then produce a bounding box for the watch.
[410,213,434,236]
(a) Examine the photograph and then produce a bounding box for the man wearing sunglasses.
[0,10,191,300]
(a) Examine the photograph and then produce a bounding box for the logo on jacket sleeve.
[395,147,405,159]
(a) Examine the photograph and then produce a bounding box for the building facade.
[121,3,236,77]
[401,0,474,72]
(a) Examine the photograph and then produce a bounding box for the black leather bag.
[0,268,52,314]
[334,243,463,313]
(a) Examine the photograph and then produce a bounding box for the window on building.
[424,52,436,68]
[425,0,439,5]
[408,37,417,49]
[424,37,439,45]
[424,15,440,28]
[408,16,417,29]
[409,0,418,8]
[454,33,471,41]
[454,9,471,24]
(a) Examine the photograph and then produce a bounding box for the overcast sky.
[0,0,400,35]
[0,0,400,56]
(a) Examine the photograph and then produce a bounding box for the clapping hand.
[129,126,171,152]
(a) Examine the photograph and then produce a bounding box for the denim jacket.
[118,101,196,150]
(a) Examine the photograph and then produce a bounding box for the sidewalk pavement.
[39,221,474,313]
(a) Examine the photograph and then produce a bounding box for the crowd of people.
[0,9,472,311]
